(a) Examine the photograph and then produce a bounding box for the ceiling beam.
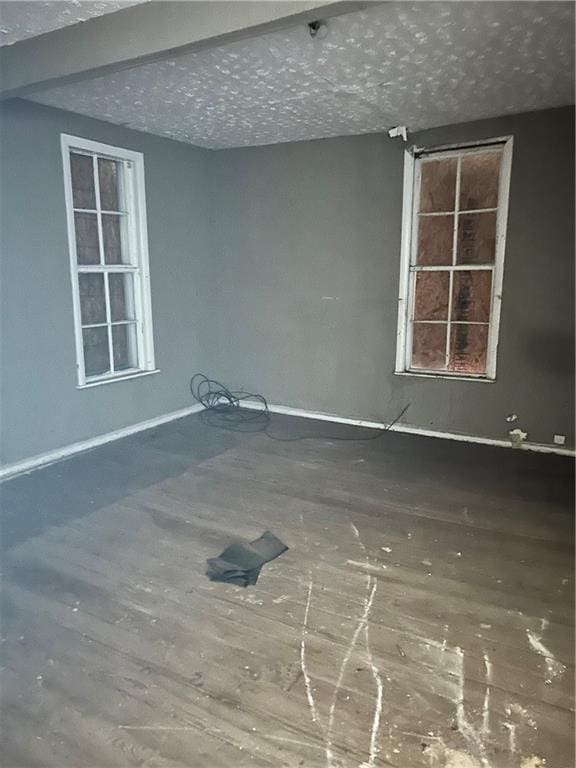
[0,0,371,100]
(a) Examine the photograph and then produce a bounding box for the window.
[61,135,156,387]
[395,137,513,380]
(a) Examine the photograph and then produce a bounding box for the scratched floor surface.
[0,412,574,767]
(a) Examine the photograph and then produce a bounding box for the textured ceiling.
[30,1,574,149]
[0,0,147,46]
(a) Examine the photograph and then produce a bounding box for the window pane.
[83,326,110,377]
[109,273,136,322]
[98,158,122,211]
[70,153,96,209]
[102,214,127,264]
[449,324,488,374]
[411,323,447,370]
[452,270,492,322]
[419,159,457,213]
[459,152,500,210]
[413,271,450,321]
[74,212,100,265]
[457,212,497,264]
[416,214,453,265]
[79,273,106,325]
[112,323,138,370]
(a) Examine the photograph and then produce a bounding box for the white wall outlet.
[553,434,566,445]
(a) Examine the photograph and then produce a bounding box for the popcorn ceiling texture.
[0,0,147,46]
[29,1,575,149]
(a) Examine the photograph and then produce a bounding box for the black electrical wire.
[190,373,410,442]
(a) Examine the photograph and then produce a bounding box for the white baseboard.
[2,398,572,483]
[240,400,575,457]
[0,403,204,483]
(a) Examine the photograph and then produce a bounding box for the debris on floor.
[206,531,288,587]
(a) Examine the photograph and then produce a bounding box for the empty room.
[0,1,574,766]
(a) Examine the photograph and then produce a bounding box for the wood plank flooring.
[1,413,574,767]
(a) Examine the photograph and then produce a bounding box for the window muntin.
[62,135,155,386]
[396,139,512,380]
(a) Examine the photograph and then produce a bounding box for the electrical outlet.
[553,434,566,446]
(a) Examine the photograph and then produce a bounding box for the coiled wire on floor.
[190,373,409,442]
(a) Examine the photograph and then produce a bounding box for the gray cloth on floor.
[206,531,288,587]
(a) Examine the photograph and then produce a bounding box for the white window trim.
[61,134,156,387]
[394,135,513,382]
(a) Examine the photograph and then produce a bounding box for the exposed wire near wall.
[190,373,410,442]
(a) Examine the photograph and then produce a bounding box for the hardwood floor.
[1,413,574,767]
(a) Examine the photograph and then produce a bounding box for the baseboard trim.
[0,403,205,483]
[240,400,575,457]
[2,398,572,483]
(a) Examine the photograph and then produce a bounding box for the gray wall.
[209,107,575,448]
[0,99,213,465]
[1,101,574,466]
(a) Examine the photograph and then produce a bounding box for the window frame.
[61,134,156,388]
[395,135,513,382]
